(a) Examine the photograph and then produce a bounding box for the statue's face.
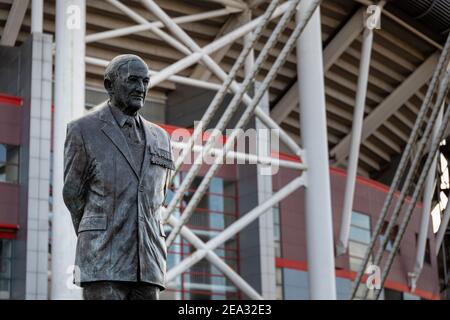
[109,59,150,114]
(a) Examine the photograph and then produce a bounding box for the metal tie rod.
[141,0,304,159]
[86,8,240,43]
[108,0,302,162]
[359,69,450,300]
[107,0,192,55]
[165,215,263,299]
[166,175,306,282]
[171,141,307,170]
[350,33,450,299]
[143,1,293,87]
[376,99,450,299]
[162,0,300,225]
[171,0,280,175]
[337,25,375,256]
[165,0,321,246]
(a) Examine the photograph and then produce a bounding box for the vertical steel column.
[296,0,336,299]
[52,0,85,300]
[244,13,277,297]
[336,26,374,256]
[409,106,443,291]
[31,0,43,33]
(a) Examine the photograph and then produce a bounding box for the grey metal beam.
[1,0,29,46]
[271,7,364,123]
[190,11,250,81]
[331,52,439,163]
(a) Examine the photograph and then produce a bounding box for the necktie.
[125,117,141,144]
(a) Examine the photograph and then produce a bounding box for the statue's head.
[104,54,150,115]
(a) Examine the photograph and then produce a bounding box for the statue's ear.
[104,78,114,95]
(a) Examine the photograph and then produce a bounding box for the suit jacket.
[62,102,174,290]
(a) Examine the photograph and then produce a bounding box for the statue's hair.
[104,54,149,84]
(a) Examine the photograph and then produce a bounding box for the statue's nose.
[135,81,145,93]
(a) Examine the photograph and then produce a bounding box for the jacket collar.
[97,101,159,181]
[108,102,141,129]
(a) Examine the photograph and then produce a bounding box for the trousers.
[82,281,160,300]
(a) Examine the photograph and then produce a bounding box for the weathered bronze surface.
[63,54,174,300]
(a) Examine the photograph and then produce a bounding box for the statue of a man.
[63,54,174,300]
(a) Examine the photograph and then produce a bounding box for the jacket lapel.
[99,103,140,179]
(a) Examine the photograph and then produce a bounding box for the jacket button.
[139,185,144,192]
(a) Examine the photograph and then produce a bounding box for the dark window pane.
[0,145,6,163]
[384,288,403,300]
[0,144,19,183]
[0,259,11,279]
[6,146,19,165]
[0,279,10,300]
[0,239,11,300]
[0,239,12,259]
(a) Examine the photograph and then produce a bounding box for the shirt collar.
[109,102,141,128]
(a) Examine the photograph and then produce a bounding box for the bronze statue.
[63,54,174,300]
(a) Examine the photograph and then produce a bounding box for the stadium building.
[0,0,449,300]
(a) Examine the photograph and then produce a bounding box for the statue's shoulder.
[67,102,107,131]
[142,118,171,145]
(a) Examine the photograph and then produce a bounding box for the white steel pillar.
[242,10,277,299]
[336,26,374,256]
[52,0,85,300]
[409,106,442,291]
[254,84,277,299]
[296,0,337,299]
[31,0,44,33]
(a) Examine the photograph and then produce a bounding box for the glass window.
[273,204,282,258]
[348,212,371,272]
[168,174,240,300]
[348,241,368,259]
[351,212,370,229]
[0,239,12,300]
[0,144,19,183]
[349,226,371,244]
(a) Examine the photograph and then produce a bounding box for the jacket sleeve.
[62,122,91,234]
